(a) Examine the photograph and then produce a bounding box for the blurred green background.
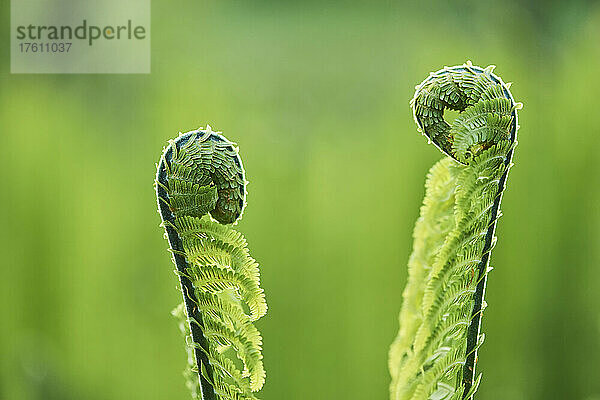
[2,1,600,399]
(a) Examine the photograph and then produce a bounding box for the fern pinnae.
[389,62,521,400]
[156,126,267,400]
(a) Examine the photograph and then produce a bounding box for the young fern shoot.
[388,62,521,400]
[156,126,267,400]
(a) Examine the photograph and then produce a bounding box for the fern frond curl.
[156,126,267,400]
[390,62,520,400]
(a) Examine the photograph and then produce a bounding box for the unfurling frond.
[390,63,520,400]
[156,127,267,400]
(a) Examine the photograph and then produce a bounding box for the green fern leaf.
[156,126,267,400]
[389,62,521,400]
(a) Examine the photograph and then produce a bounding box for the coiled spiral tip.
[411,62,520,165]
[157,126,247,225]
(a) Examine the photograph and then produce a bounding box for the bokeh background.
[2,1,600,399]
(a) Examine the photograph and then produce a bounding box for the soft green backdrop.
[2,1,600,399]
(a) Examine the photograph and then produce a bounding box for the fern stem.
[462,116,517,398]
[156,132,217,400]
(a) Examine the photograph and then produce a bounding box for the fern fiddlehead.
[389,62,521,400]
[156,126,267,400]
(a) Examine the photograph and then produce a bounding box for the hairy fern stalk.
[388,62,521,400]
[156,126,267,400]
